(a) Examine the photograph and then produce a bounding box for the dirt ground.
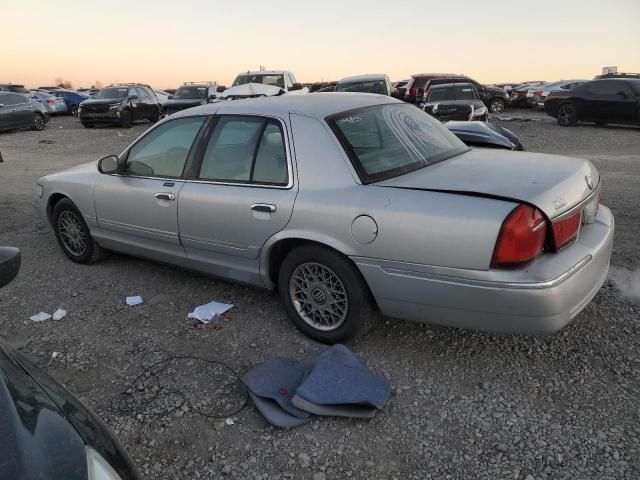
[0,110,639,480]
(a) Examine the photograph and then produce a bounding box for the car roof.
[171,93,400,121]
[411,73,463,79]
[238,70,291,76]
[337,74,388,83]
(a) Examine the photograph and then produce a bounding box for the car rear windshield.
[335,80,387,94]
[93,88,128,99]
[174,86,208,99]
[233,74,285,89]
[328,103,468,183]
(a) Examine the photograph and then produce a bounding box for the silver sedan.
[33,94,614,343]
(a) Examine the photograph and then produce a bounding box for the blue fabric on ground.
[248,392,311,428]
[241,358,311,419]
[295,356,391,409]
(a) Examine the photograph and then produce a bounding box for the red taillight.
[492,205,547,269]
[552,211,581,248]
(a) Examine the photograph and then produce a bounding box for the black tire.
[69,105,79,117]
[120,109,133,128]
[489,98,505,113]
[81,121,94,128]
[32,113,45,131]
[278,245,373,344]
[149,107,160,123]
[557,103,578,126]
[595,121,607,126]
[52,199,110,264]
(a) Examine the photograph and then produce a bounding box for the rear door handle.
[155,192,176,201]
[251,203,276,213]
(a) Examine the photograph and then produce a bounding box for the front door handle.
[155,192,176,201]
[251,203,276,213]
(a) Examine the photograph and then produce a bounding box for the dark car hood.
[80,97,122,106]
[425,100,484,107]
[165,98,206,108]
[484,85,508,96]
[445,121,522,150]
[0,343,87,479]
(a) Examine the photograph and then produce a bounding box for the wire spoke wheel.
[289,262,348,331]
[57,210,88,257]
[33,115,44,130]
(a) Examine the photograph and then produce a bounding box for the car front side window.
[124,117,206,178]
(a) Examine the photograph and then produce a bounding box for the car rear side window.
[198,116,288,186]
[125,117,206,178]
[329,103,468,183]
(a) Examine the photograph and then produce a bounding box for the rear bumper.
[354,205,614,335]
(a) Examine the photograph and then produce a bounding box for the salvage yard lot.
[1,112,639,479]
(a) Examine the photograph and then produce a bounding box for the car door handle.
[155,192,176,201]
[251,203,276,213]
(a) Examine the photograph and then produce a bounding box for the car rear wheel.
[278,245,373,344]
[489,98,505,113]
[69,105,78,117]
[32,113,45,131]
[557,103,578,126]
[120,110,133,128]
[52,199,110,264]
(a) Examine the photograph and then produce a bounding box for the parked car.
[0,247,141,480]
[391,80,410,100]
[0,92,48,132]
[163,82,219,116]
[527,80,588,108]
[545,78,640,126]
[315,85,336,93]
[445,121,524,150]
[30,90,67,114]
[509,82,546,107]
[407,74,509,113]
[335,74,393,96]
[0,83,29,94]
[230,70,303,94]
[154,90,172,107]
[78,84,161,128]
[34,94,612,343]
[46,89,89,116]
[594,72,640,80]
[421,83,488,121]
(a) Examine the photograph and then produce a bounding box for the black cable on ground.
[109,349,249,419]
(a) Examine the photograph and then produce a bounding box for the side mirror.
[97,155,119,174]
[0,246,21,289]
[129,95,139,100]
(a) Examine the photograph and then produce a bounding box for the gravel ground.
[0,111,639,480]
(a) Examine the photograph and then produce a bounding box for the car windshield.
[329,103,468,183]
[628,80,640,95]
[174,86,208,99]
[336,80,386,94]
[93,87,128,99]
[232,74,285,89]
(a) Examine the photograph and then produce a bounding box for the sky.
[1,0,639,89]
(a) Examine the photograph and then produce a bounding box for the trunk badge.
[585,175,594,190]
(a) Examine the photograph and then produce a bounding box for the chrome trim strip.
[552,183,600,222]
[371,255,593,290]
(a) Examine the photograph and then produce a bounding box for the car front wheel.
[489,98,505,113]
[32,113,45,131]
[52,199,110,264]
[557,103,578,126]
[69,105,79,117]
[278,245,373,343]
[120,110,133,128]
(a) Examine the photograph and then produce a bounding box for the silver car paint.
[35,94,614,334]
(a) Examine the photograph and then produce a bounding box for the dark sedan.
[0,92,48,132]
[0,247,141,480]
[545,79,640,126]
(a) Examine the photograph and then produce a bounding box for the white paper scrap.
[30,312,52,322]
[126,296,144,306]
[52,308,67,320]
[187,301,234,324]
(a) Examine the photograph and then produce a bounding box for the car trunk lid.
[376,148,599,219]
